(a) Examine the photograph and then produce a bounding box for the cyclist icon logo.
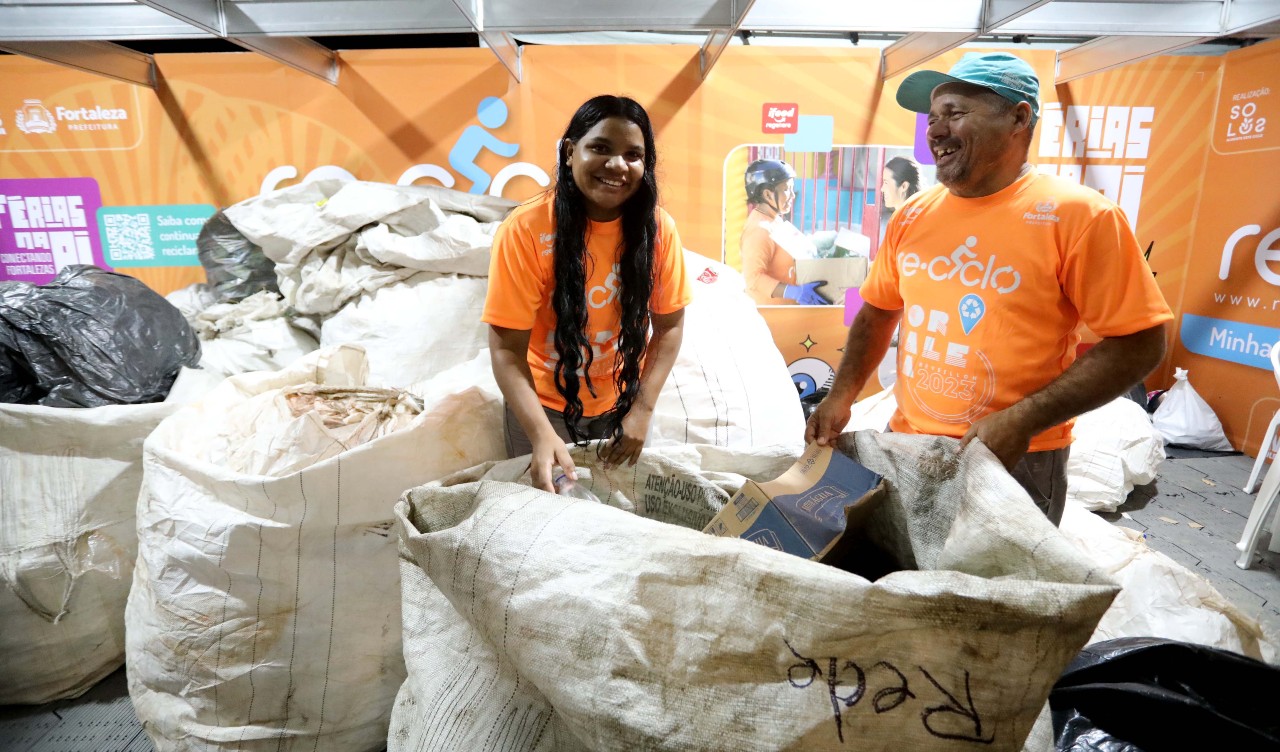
[258,95,550,197]
[449,97,519,194]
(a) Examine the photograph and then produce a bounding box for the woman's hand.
[602,406,652,468]
[530,430,576,493]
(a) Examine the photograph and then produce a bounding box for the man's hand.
[804,392,853,446]
[602,406,651,468]
[958,407,1036,470]
[530,432,576,493]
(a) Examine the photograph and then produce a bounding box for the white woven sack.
[1151,368,1233,451]
[650,252,805,448]
[0,400,176,704]
[191,291,318,379]
[391,433,1117,752]
[126,345,504,751]
[1066,397,1165,512]
[320,272,488,388]
[1059,501,1276,662]
[224,180,512,316]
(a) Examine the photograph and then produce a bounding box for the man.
[805,52,1171,525]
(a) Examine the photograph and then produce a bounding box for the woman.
[483,95,692,492]
[739,159,826,306]
[881,156,922,212]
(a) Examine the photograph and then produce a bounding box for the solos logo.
[762,103,798,134]
[1226,100,1268,143]
[15,100,56,135]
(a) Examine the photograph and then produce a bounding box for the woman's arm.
[489,325,577,492]
[601,308,685,467]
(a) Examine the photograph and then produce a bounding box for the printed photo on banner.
[723,144,934,309]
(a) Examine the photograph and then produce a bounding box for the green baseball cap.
[895,52,1040,124]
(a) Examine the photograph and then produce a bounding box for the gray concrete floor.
[3,451,1279,752]
[1098,448,1280,643]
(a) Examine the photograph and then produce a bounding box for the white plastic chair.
[1235,340,1280,569]
[1243,342,1280,492]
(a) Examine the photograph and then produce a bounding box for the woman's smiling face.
[565,116,646,221]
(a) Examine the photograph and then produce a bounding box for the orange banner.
[1,42,1275,439]
[1169,39,1280,456]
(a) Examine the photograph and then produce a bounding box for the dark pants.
[1009,447,1070,527]
[503,404,612,458]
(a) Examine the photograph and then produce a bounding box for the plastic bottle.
[554,472,601,502]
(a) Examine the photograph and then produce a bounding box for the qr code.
[103,213,154,261]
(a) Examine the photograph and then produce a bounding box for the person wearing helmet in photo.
[740,159,829,306]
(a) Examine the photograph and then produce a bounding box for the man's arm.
[805,302,902,445]
[960,322,1167,468]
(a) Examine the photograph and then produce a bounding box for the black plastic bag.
[1050,637,1280,752]
[0,265,201,407]
[197,210,278,303]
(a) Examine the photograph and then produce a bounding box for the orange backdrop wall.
[2,40,1277,451]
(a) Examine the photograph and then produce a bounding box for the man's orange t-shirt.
[860,170,1173,452]
[483,191,693,417]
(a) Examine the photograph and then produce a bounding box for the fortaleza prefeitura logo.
[14,98,130,135]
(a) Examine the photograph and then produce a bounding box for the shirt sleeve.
[1061,204,1173,337]
[859,211,906,311]
[740,223,783,301]
[482,210,547,330]
[651,209,694,314]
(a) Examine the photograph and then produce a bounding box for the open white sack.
[649,252,805,449]
[191,291,319,379]
[0,400,176,704]
[1058,501,1277,663]
[1151,367,1233,451]
[391,433,1117,752]
[126,346,504,751]
[223,180,513,316]
[1066,397,1165,512]
[320,272,488,388]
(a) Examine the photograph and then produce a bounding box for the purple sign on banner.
[0,177,107,285]
[844,287,864,326]
[913,113,936,166]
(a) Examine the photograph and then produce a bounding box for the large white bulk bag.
[126,346,504,751]
[391,433,1117,752]
[1058,501,1276,662]
[320,272,487,388]
[191,291,318,379]
[1066,397,1165,512]
[224,180,512,316]
[650,252,805,448]
[0,400,175,704]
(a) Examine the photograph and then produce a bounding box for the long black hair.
[551,94,659,444]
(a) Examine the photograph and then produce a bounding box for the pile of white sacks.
[2,179,1274,751]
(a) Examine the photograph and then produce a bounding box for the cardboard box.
[795,257,868,305]
[704,444,886,564]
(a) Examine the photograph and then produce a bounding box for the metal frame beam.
[0,40,157,88]
[1224,0,1280,34]
[448,0,522,82]
[1055,34,1212,83]
[700,0,760,80]
[881,31,976,80]
[134,0,339,84]
[0,3,210,41]
[983,0,1054,32]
